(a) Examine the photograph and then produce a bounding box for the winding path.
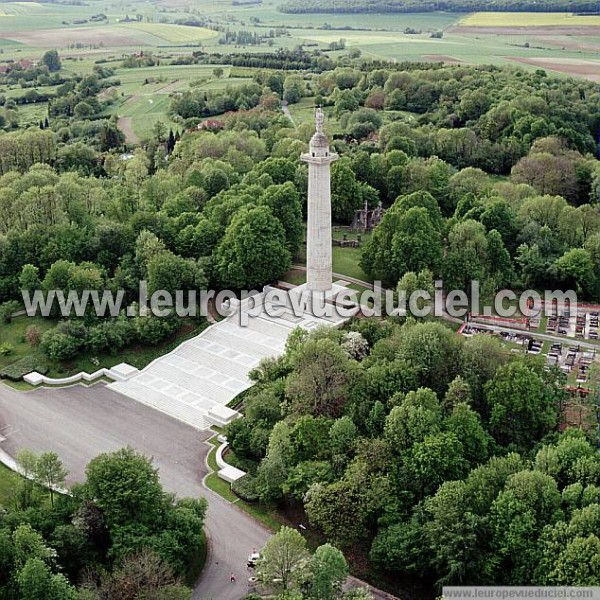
[281,102,296,128]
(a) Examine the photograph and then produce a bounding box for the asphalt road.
[0,382,270,600]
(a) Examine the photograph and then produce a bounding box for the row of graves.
[462,324,598,389]
[589,311,599,340]
[547,343,596,386]
[546,305,600,341]
[462,324,531,347]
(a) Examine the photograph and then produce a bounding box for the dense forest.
[224,320,600,591]
[278,0,600,13]
[1,56,600,371]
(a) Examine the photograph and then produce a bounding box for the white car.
[247,552,261,568]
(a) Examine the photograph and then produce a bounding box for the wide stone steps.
[107,293,342,430]
[147,363,234,405]
[246,315,294,341]
[110,380,210,431]
[170,346,256,382]
[195,331,274,360]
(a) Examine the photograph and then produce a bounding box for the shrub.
[0,342,15,356]
[0,300,21,324]
[0,355,48,381]
[134,316,179,345]
[26,325,42,348]
[231,474,259,502]
[88,319,135,354]
[40,329,82,361]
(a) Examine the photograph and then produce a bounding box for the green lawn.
[205,472,238,502]
[287,96,318,126]
[280,270,307,286]
[0,315,54,369]
[332,245,370,282]
[204,434,282,531]
[2,378,35,391]
[333,232,371,282]
[0,463,21,508]
[292,229,371,283]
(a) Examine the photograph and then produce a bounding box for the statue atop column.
[315,107,324,135]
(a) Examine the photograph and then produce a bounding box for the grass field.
[332,231,372,282]
[0,2,46,16]
[0,0,597,71]
[119,23,218,44]
[287,96,318,126]
[460,12,600,27]
[0,463,21,508]
[0,315,54,370]
[192,0,460,31]
[106,65,248,139]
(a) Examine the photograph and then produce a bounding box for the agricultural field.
[0,0,598,137]
[458,11,600,28]
[118,23,218,44]
[0,0,597,66]
[510,56,600,82]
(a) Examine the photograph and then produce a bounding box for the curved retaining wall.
[23,363,138,387]
[215,440,246,483]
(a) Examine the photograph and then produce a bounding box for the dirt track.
[117,116,140,146]
[509,56,600,82]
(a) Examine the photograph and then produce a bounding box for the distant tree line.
[219,30,270,46]
[279,0,598,13]
[187,48,323,71]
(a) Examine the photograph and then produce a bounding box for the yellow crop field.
[460,12,600,27]
[119,23,218,43]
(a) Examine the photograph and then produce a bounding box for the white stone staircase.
[108,312,295,431]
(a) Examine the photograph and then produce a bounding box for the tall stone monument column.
[301,108,338,293]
